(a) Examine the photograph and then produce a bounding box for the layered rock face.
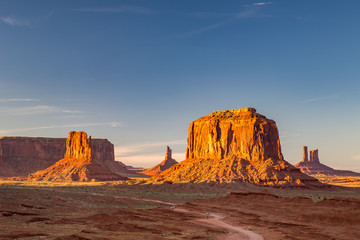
[0,137,65,177]
[27,131,127,182]
[0,136,128,177]
[140,146,178,176]
[186,108,284,161]
[151,108,320,186]
[295,147,360,177]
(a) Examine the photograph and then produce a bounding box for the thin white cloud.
[352,155,360,160]
[302,94,339,103]
[0,105,83,116]
[253,2,272,6]
[0,16,30,26]
[178,8,260,38]
[0,98,38,103]
[75,6,155,15]
[115,139,187,157]
[119,152,185,168]
[0,122,123,135]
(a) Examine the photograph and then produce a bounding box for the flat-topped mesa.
[64,131,92,160]
[208,108,257,118]
[151,108,321,186]
[25,131,128,182]
[186,107,284,161]
[0,135,129,177]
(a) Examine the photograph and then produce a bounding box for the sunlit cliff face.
[186,108,284,161]
[65,131,92,160]
[151,108,321,186]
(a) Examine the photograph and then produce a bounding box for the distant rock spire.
[302,146,308,162]
[309,149,319,163]
[139,146,178,176]
[164,146,172,160]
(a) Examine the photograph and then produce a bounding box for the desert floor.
[0,179,359,240]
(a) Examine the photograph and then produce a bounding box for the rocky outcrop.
[302,146,308,162]
[295,146,360,177]
[140,146,178,176]
[185,108,284,161]
[26,131,128,182]
[309,149,320,163]
[151,108,321,186]
[0,136,128,177]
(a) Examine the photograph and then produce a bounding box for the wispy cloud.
[0,122,123,135]
[75,6,155,15]
[177,8,260,38]
[253,2,272,6]
[0,16,30,26]
[302,94,339,103]
[0,98,38,103]
[0,105,83,116]
[119,152,185,168]
[115,140,187,157]
[352,155,360,160]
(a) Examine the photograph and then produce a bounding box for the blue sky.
[0,0,360,170]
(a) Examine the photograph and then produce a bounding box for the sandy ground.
[0,180,359,239]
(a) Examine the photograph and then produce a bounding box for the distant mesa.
[295,146,360,177]
[0,135,129,177]
[150,108,321,186]
[140,146,178,176]
[24,131,128,182]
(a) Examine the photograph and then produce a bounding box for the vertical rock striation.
[151,108,320,186]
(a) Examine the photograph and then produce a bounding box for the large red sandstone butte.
[0,136,128,177]
[295,146,360,177]
[26,131,128,182]
[140,146,178,176]
[151,108,321,186]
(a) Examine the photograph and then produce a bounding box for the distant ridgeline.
[0,136,128,177]
[295,146,360,177]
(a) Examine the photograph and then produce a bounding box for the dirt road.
[91,193,264,240]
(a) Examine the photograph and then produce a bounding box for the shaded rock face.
[0,136,128,177]
[140,146,178,176]
[295,146,360,177]
[151,108,320,186]
[0,137,66,177]
[26,131,127,182]
[302,146,308,162]
[164,146,172,161]
[309,149,319,163]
